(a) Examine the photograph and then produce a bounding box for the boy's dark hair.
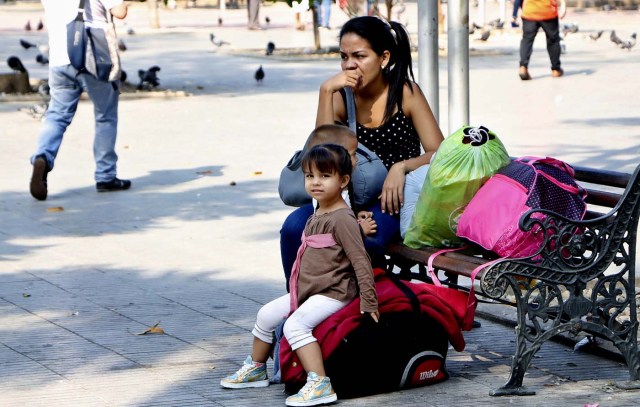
[301,144,353,179]
[305,124,357,150]
[340,16,415,124]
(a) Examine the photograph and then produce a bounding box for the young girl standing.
[221,144,379,407]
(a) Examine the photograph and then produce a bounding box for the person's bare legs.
[295,342,326,376]
[251,336,273,363]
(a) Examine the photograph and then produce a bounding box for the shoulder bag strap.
[344,87,357,133]
[386,273,421,314]
[76,0,86,22]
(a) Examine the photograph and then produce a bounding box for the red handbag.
[426,248,499,331]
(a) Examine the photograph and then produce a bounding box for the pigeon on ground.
[24,20,31,31]
[265,16,270,25]
[7,56,27,73]
[209,33,230,48]
[217,17,223,26]
[266,41,275,56]
[254,65,264,83]
[137,66,161,90]
[36,19,44,31]
[478,27,491,41]
[472,22,483,30]
[37,81,50,97]
[36,54,49,65]
[588,30,604,41]
[20,103,48,120]
[562,22,579,35]
[20,39,36,49]
[19,39,49,54]
[620,33,636,50]
[118,39,127,52]
[610,30,623,45]
[487,18,503,29]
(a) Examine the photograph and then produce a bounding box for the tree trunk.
[311,5,321,50]
[438,0,444,35]
[148,0,161,29]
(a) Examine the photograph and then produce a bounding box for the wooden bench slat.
[584,189,622,208]
[573,165,631,188]
[386,243,488,279]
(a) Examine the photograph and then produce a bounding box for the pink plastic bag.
[457,157,587,258]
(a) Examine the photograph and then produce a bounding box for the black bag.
[67,0,87,70]
[279,273,453,398]
[321,312,449,398]
[67,0,121,82]
[278,87,388,208]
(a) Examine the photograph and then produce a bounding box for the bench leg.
[613,319,640,390]
[490,282,563,396]
[489,322,536,396]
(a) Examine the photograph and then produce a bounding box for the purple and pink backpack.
[457,157,587,258]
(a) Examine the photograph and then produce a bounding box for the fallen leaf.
[197,170,213,175]
[47,206,64,212]
[253,171,263,175]
[136,321,166,335]
[123,145,130,149]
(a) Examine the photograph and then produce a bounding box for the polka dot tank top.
[349,111,422,170]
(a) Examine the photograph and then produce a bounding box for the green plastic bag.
[403,125,510,249]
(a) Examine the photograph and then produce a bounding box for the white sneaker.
[220,355,269,389]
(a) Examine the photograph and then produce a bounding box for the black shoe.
[30,155,49,201]
[96,177,131,192]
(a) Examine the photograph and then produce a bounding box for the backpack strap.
[344,87,357,133]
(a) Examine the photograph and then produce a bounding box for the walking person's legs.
[519,19,539,80]
[84,76,118,180]
[247,0,260,29]
[540,18,563,75]
[511,0,522,27]
[30,65,83,200]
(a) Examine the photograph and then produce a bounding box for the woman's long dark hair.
[340,16,415,124]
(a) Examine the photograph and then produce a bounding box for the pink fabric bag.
[456,157,587,258]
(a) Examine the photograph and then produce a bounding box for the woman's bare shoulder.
[402,82,428,113]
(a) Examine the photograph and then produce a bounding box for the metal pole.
[447,0,469,134]
[418,0,440,124]
[477,0,486,27]
[499,0,507,24]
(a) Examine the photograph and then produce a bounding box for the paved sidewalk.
[1,2,639,406]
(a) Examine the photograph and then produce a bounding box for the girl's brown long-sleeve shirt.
[295,208,378,313]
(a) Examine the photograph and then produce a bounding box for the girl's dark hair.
[340,16,415,124]
[301,144,353,179]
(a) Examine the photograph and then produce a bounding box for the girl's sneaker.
[285,372,337,406]
[220,356,269,389]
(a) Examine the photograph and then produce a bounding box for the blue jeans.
[31,64,120,183]
[315,0,332,28]
[280,201,400,291]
